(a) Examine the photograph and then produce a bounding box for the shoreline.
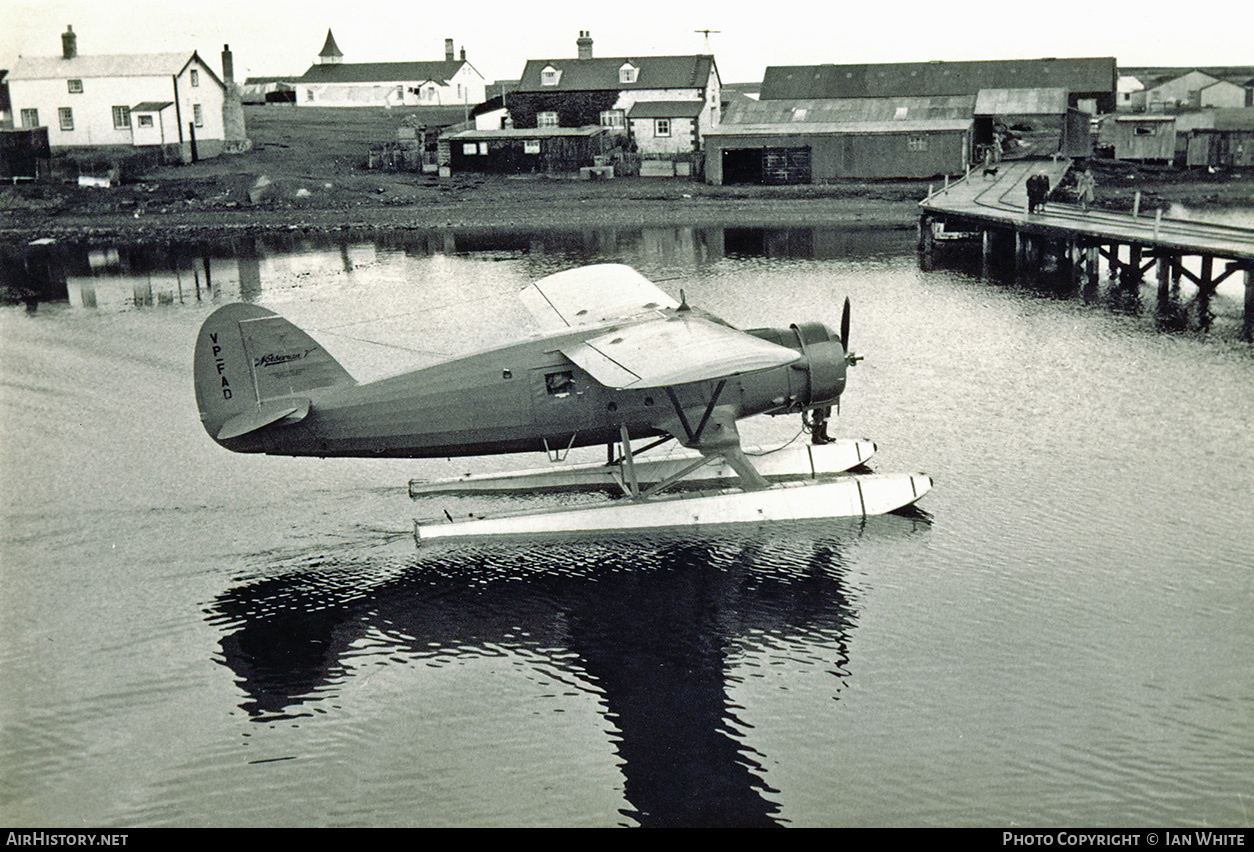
[1,180,925,247]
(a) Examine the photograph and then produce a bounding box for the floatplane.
[194,264,931,543]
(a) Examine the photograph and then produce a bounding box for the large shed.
[703,96,972,183]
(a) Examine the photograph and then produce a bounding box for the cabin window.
[619,63,638,84]
[20,108,39,128]
[67,79,83,93]
[537,111,558,128]
[907,133,929,152]
[654,118,671,137]
[58,107,74,131]
[541,66,561,86]
[545,371,575,397]
[193,104,203,127]
[112,106,130,129]
[190,69,199,87]
[137,115,154,128]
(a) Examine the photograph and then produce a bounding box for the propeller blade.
[840,297,851,350]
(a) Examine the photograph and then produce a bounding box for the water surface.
[2,222,1251,827]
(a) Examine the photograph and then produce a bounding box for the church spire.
[318,29,343,64]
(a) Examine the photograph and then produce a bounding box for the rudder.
[194,303,355,443]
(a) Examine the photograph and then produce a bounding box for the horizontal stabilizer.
[217,397,310,441]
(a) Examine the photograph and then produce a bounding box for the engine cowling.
[747,322,848,411]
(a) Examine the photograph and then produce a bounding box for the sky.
[1,0,1249,85]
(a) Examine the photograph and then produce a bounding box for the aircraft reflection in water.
[206,522,927,827]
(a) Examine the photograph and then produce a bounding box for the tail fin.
[194,303,355,443]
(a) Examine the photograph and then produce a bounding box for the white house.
[294,30,486,108]
[6,26,228,160]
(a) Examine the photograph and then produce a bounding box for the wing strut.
[664,379,727,445]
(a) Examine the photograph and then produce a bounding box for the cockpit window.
[545,371,575,397]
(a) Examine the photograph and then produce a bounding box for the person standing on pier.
[1027,171,1050,214]
[1076,169,1096,212]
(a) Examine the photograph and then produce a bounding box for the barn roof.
[706,118,972,137]
[760,58,1116,100]
[722,95,975,125]
[516,55,717,92]
[974,87,1069,114]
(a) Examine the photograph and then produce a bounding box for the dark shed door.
[762,147,811,184]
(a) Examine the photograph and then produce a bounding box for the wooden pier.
[918,159,1254,337]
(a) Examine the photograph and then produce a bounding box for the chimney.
[445,38,454,61]
[62,25,77,60]
[460,47,466,61]
[221,44,235,85]
[577,30,593,60]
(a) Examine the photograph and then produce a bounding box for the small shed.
[1111,115,1176,161]
[1184,109,1254,167]
[445,126,611,175]
[0,126,51,181]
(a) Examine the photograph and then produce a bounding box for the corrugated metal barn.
[760,57,1118,113]
[704,97,972,183]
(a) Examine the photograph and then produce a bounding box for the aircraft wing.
[561,313,800,390]
[520,264,680,330]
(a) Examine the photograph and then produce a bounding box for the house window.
[137,115,154,128]
[59,107,74,131]
[190,69,199,87]
[654,118,671,137]
[193,104,203,127]
[541,65,561,86]
[524,140,541,154]
[1134,125,1156,136]
[20,108,39,128]
[537,111,558,128]
[112,106,130,129]
[907,134,929,152]
[306,89,315,102]
[619,63,638,84]
[67,79,83,93]
[600,110,625,129]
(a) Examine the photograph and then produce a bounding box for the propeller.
[840,297,863,365]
